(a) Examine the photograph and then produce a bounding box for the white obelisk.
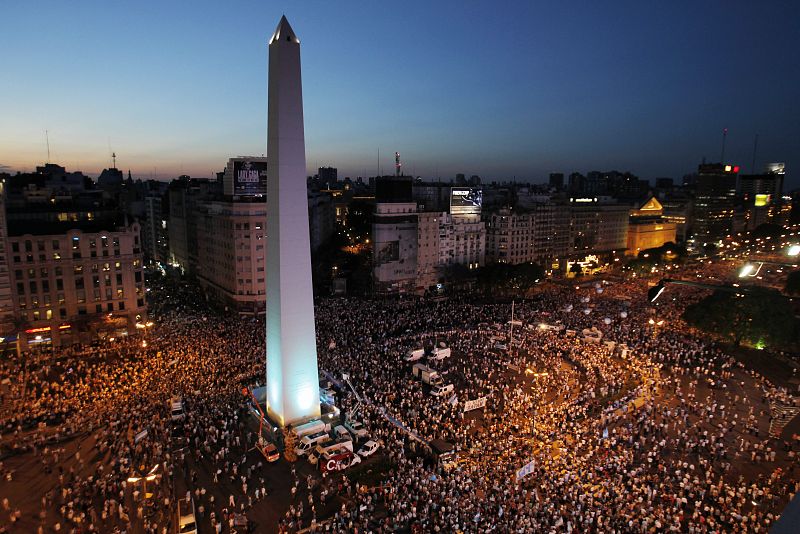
[266,16,321,427]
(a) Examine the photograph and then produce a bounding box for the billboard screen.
[754,194,770,207]
[233,160,268,196]
[450,188,482,215]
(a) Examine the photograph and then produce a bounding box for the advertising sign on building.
[450,187,482,215]
[233,159,268,196]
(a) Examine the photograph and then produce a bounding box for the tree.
[283,428,298,462]
[476,262,544,296]
[683,287,798,348]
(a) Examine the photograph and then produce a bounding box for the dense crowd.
[0,265,797,533]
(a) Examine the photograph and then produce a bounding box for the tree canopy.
[476,262,544,296]
[683,286,798,348]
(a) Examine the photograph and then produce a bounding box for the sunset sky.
[1,0,798,186]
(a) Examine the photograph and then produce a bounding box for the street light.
[739,264,757,278]
[788,245,800,257]
[647,281,666,303]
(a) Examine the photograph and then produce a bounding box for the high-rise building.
[265,16,321,426]
[142,195,169,263]
[195,199,266,314]
[373,176,418,294]
[0,181,15,337]
[738,163,785,200]
[692,163,738,243]
[568,198,630,256]
[318,166,338,185]
[485,205,570,265]
[549,173,564,190]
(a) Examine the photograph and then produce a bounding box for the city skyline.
[1,1,799,186]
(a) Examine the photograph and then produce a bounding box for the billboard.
[233,159,268,196]
[754,194,771,207]
[450,187,482,215]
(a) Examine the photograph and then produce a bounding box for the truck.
[412,363,443,386]
[320,450,362,472]
[178,497,198,534]
[291,419,330,439]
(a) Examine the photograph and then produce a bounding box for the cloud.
[0,164,12,172]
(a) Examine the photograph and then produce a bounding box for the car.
[357,440,380,458]
[344,420,368,439]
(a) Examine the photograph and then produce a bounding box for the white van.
[291,419,330,439]
[178,497,197,534]
[404,348,425,362]
[344,420,368,439]
[430,384,454,397]
[295,432,332,456]
[333,425,352,441]
[430,347,451,361]
[170,397,185,422]
[316,439,353,457]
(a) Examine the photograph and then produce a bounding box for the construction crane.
[242,387,279,461]
[341,373,365,422]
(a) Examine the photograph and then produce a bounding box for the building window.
[116,274,122,285]
[59,308,66,319]
[46,309,52,320]
[72,237,79,250]
[52,240,59,250]
[78,307,86,315]
[118,301,125,310]
[25,241,32,252]
[96,304,102,313]
[11,242,19,253]
[106,302,113,312]
[29,281,37,294]
[75,277,84,289]
[16,282,24,295]
[33,311,40,321]
[37,241,45,252]
[14,270,22,280]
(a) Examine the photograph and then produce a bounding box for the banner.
[463,397,487,412]
[516,459,535,481]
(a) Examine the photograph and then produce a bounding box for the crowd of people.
[0,263,797,533]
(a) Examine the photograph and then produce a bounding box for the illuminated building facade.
[626,197,677,255]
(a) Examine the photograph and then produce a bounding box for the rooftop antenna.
[112,152,117,169]
[377,148,381,177]
[45,130,51,163]
[720,128,728,163]
[751,133,759,174]
[395,151,401,177]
